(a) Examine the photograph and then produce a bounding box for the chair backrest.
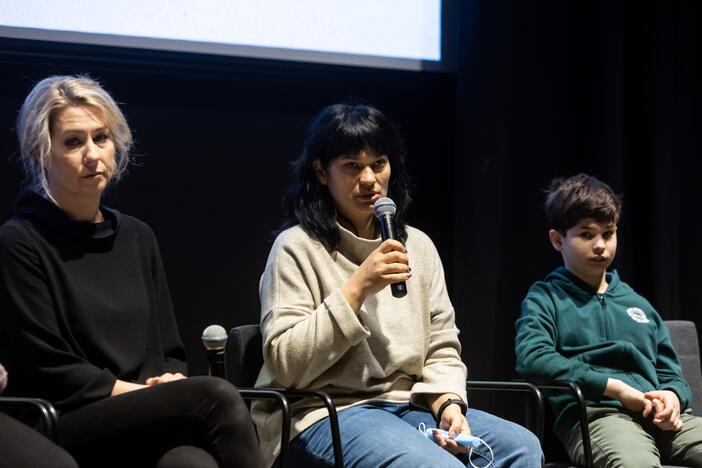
[228,324,264,388]
[665,320,702,415]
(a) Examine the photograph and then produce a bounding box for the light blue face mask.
[417,422,495,468]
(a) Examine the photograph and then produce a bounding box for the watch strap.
[436,398,468,423]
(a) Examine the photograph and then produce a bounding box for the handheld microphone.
[202,324,228,379]
[373,197,407,298]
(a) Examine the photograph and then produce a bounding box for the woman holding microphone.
[253,102,543,467]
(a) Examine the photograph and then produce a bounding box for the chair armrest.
[237,389,291,468]
[466,380,545,442]
[258,387,344,468]
[536,382,593,468]
[0,396,59,443]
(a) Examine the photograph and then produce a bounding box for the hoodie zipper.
[596,293,611,340]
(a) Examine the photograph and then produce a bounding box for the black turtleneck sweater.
[0,191,186,413]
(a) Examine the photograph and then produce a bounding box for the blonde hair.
[16,75,133,193]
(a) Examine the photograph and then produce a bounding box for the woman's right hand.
[340,239,411,313]
[111,373,186,396]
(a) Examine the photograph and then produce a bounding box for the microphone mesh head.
[202,324,228,350]
[373,197,396,219]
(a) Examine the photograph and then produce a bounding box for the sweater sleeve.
[0,223,116,409]
[410,239,467,403]
[146,226,187,376]
[653,315,692,410]
[515,287,610,400]
[259,234,371,388]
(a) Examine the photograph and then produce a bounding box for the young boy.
[515,174,702,467]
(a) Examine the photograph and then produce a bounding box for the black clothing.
[0,191,186,413]
[0,412,79,468]
[59,376,263,468]
[0,192,265,468]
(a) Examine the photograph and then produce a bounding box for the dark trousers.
[0,411,78,468]
[58,376,265,468]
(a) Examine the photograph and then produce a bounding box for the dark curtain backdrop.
[454,0,702,397]
[0,39,456,376]
[0,1,700,390]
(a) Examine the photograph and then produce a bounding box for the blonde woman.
[0,76,264,468]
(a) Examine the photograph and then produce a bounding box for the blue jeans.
[285,401,543,468]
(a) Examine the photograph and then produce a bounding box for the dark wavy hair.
[280,102,412,251]
[544,173,622,234]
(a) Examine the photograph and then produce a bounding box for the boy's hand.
[604,378,653,416]
[645,390,683,431]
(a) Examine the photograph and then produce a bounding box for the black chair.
[0,396,60,442]
[464,380,545,443]
[541,320,701,468]
[229,324,344,468]
[202,325,292,466]
[540,382,594,468]
[236,388,291,468]
[667,321,702,414]
[229,324,548,468]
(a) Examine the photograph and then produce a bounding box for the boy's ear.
[313,159,327,185]
[548,229,564,251]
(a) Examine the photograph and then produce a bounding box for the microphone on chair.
[202,324,228,379]
[373,197,407,298]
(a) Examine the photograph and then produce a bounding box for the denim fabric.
[285,401,543,468]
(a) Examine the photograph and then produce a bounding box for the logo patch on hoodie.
[626,307,649,324]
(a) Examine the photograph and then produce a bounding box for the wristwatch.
[436,398,468,423]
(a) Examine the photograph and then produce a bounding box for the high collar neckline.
[14,190,120,241]
[337,222,382,264]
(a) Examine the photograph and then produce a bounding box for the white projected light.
[0,0,442,70]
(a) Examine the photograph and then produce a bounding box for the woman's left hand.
[145,372,186,386]
[434,403,472,455]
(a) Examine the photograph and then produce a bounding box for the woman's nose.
[83,140,100,164]
[359,166,376,185]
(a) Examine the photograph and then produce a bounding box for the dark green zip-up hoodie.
[515,266,691,442]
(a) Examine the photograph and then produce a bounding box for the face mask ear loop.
[467,436,495,468]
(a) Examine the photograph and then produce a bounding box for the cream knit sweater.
[252,223,467,466]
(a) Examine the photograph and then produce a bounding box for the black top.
[0,191,186,413]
